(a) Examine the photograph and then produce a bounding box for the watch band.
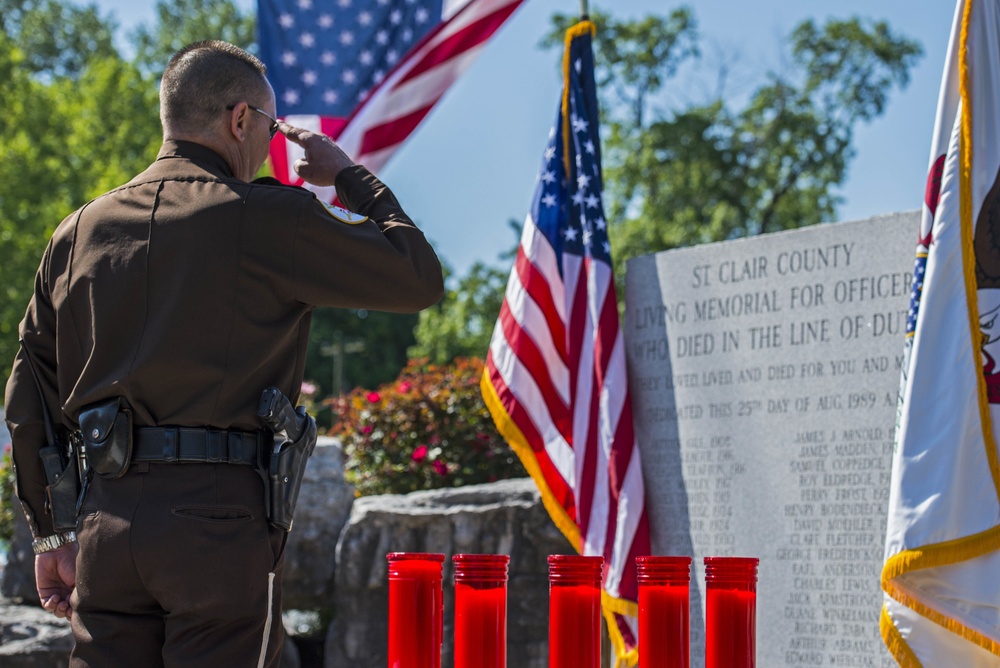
[31,531,77,555]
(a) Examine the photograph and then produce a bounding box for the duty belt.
[132,427,268,466]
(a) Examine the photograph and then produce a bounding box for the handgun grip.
[258,386,303,440]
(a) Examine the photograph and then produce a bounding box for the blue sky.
[95,0,956,275]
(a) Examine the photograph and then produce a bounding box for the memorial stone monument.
[624,211,919,666]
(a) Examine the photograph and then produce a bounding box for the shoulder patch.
[321,201,368,224]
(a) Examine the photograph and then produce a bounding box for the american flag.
[258,0,524,190]
[480,21,651,667]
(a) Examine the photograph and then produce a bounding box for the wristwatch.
[31,531,77,555]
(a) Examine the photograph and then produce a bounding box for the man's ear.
[229,102,249,143]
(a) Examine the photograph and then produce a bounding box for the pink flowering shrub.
[328,358,524,496]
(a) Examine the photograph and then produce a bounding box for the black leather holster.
[257,387,318,532]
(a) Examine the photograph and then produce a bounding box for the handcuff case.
[79,397,133,479]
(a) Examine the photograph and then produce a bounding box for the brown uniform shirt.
[4,140,444,537]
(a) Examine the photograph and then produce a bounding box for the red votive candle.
[387,552,445,668]
[636,556,691,668]
[704,556,758,668]
[452,554,509,668]
[548,554,604,668]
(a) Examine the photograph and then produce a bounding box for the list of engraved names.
[624,214,917,667]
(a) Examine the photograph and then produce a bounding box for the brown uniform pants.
[69,462,285,667]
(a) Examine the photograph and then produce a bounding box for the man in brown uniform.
[3,41,443,666]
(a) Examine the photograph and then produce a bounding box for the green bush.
[0,442,16,548]
[328,358,524,496]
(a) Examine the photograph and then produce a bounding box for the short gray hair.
[160,41,270,134]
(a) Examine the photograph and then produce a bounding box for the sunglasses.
[226,104,279,140]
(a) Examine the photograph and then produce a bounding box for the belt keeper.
[257,432,268,468]
[227,431,245,465]
[162,428,178,462]
[206,430,223,463]
[244,433,258,466]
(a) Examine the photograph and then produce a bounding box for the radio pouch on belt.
[18,338,81,532]
[79,397,133,479]
[39,444,80,532]
[258,387,318,532]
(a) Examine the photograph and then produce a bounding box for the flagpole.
[580,0,588,19]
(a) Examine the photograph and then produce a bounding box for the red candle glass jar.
[636,556,691,668]
[452,554,510,668]
[704,556,758,668]
[386,552,445,668]
[547,554,604,668]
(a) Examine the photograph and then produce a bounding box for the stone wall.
[277,438,355,610]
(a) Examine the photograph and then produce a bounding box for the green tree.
[52,57,161,201]
[0,0,118,78]
[408,218,518,364]
[131,0,257,76]
[547,10,923,269]
[305,308,419,396]
[408,261,507,364]
[548,8,699,130]
[0,5,160,385]
[0,36,68,372]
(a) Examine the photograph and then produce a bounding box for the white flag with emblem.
[882,0,1000,664]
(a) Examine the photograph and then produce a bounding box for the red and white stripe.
[486,209,650,612]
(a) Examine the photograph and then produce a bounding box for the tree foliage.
[0,0,117,79]
[407,218,518,364]
[304,307,419,402]
[546,10,923,273]
[0,21,161,382]
[0,444,14,546]
[131,0,256,77]
[547,9,699,131]
[408,261,507,364]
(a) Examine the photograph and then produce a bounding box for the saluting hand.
[279,123,355,187]
[36,542,78,619]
